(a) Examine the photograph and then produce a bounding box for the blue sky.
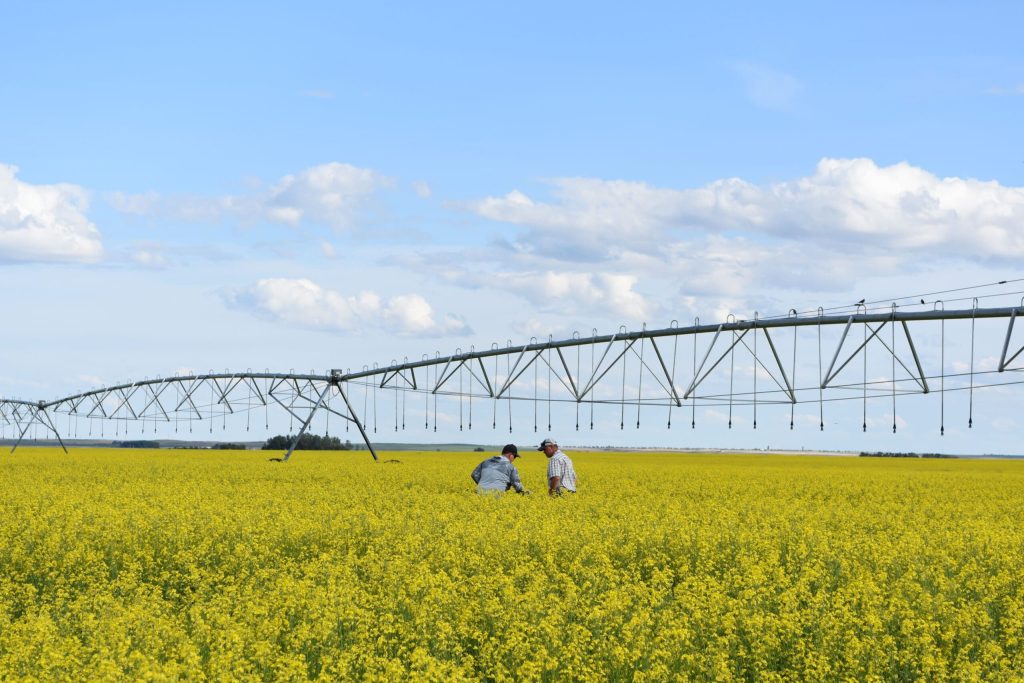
[2,2,1023,452]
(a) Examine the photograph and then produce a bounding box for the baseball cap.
[502,444,520,457]
[537,438,556,451]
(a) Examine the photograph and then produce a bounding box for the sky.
[2,1,1023,453]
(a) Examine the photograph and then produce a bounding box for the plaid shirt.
[546,450,577,492]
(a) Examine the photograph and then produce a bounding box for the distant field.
[2,447,1023,680]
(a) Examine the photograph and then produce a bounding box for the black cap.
[502,444,519,457]
[538,438,556,451]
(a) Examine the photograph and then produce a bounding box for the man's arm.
[548,457,566,495]
[471,462,483,484]
[509,464,525,493]
[548,474,561,495]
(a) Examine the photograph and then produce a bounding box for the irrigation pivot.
[3,293,1024,459]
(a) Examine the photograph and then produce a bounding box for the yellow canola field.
[2,447,1024,681]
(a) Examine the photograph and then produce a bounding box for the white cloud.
[265,163,390,228]
[109,162,393,231]
[467,179,687,256]
[464,158,1024,264]
[732,62,802,110]
[431,261,654,322]
[0,163,103,263]
[495,271,652,320]
[227,278,471,337]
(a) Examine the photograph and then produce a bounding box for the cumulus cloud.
[464,158,1024,263]
[265,163,390,228]
[488,271,652,320]
[467,179,688,257]
[109,162,393,231]
[227,278,471,337]
[0,163,103,263]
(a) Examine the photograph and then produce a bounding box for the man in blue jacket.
[471,444,527,494]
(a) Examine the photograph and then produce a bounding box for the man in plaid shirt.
[539,437,577,495]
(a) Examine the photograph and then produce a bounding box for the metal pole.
[36,407,69,454]
[282,381,333,462]
[337,382,379,462]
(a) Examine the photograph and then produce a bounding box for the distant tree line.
[212,443,251,450]
[117,440,161,449]
[262,434,354,451]
[859,451,956,459]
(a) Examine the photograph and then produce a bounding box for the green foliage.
[262,434,353,451]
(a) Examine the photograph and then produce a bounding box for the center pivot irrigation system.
[3,286,1024,461]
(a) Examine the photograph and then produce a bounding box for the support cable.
[246,370,252,433]
[547,340,552,431]
[222,373,228,431]
[590,329,596,430]
[620,329,627,430]
[938,301,945,435]
[575,333,581,431]
[668,320,679,429]
[692,318,699,429]
[727,315,736,429]
[969,298,977,428]
[533,338,539,432]
[363,367,370,435]
[753,313,758,429]
[790,310,797,429]
[210,378,215,435]
[817,307,824,431]
[506,342,513,433]
[492,344,499,429]
[636,325,645,428]
[860,305,867,432]
[891,304,897,433]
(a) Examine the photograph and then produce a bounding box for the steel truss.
[2,305,1024,459]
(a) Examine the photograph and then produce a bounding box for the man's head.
[501,444,520,462]
[538,438,557,457]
